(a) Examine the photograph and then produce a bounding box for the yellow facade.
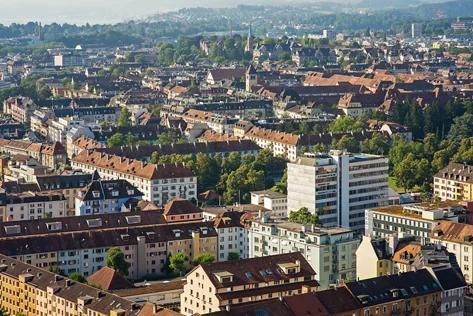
[376,259,392,277]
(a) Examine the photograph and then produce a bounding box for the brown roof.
[111,280,185,297]
[199,252,318,289]
[430,220,473,244]
[73,136,105,150]
[284,292,329,316]
[87,266,135,290]
[313,287,362,315]
[246,127,300,146]
[71,150,195,180]
[434,162,473,183]
[197,130,238,142]
[41,142,67,155]
[163,198,202,216]
[204,299,293,316]
[392,241,421,264]
[208,69,247,81]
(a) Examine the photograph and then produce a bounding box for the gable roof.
[87,266,135,291]
[163,198,202,216]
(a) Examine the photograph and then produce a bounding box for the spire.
[248,22,252,38]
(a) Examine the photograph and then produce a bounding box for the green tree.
[299,146,309,155]
[0,307,8,316]
[227,251,241,261]
[49,265,64,276]
[192,253,215,266]
[118,107,132,127]
[288,207,322,225]
[68,272,87,283]
[312,143,328,153]
[327,116,364,133]
[125,132,137,146]
[394,153,418,192]
[157,131,179,145]
[106,247,129,276]
[169,253,189,276]
[360,132,389,155]
[107,133,125,147]
[448,114,473,141]
[332,135,359,152]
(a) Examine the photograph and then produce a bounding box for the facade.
[0,253,169,316]
[48,116,85,144]
[249,216,358,289]
[54,53,83,67]
[434,162,473,201]
[250,190,288,217]
[4,191,67,221]
[75,179,143,216]
[430,220,473,284]
[365,202,461,238]
[0,214,217,279]
[180,252,320,316]
[213,211,250,262]
[356,235,396,280]
[71,150,197,206]
[412,23,423,38]
[287,151,389,233]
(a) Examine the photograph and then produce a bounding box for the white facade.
[248,217,358,289]
[6,197,67,221]
[287,151,389,234]
[54,54,83,67]
[250,190,288,217]
[48,116,85,144]
[217,226,249,261]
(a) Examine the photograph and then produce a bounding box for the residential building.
[3,97,36,123]
[35,171,98,215]
[71,150,197,206]
[250,190,288,217]
[4,191,67,221]
[180,252,320,316]
[346,269,443,316]
[365,202,462,238]
[54,53,83,67]
[0,253,172,316]
[287,151,389,233]
[0,216,216,279]
[356,235,397,280]
[86,266,135,291]
[249,215,358,289]
[48,116,85,144]
[430,220,473,283]
[323,29,336,41]
[75,179,143,216]
[434,162,473,201]
[429,266,468,316]
[213,211,251,262]
[161,198,203,223]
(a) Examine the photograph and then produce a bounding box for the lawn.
[388,176,421,194]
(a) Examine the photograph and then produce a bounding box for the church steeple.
[245,22,254,53]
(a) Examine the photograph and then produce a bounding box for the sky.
[0,0,355,25]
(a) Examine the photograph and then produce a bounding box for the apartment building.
[249,215,358,289]
[75,179,143,216]
[4,191,67,221]
[161,198,203,223]
[48,116,86,144]
[69,135,105,159]
[181,253,320,316]
[35,172,98,215]
[0,213,216,279]
[430,220,473,284]
[213,211,251,262]
[71,150,197,206]
[365,202,462,238]
[3,96,36,123]
[346,269,443,316]
[181,109,238,135]
[434,162,473,201]
[356,235,396,280]
[250,190,288,217]
[0,253,168,316]
[287,151,389,233]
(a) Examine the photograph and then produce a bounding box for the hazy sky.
[0,0,321,25]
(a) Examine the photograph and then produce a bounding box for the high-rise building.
[287,151,389,234]
[411,23,423,38]
[322,29,336,42]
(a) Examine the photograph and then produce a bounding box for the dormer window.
[92,191,100,198]
[214,271,233,283]
[173,229,181,237]
[127,189,134,195]
[112,190,119,197]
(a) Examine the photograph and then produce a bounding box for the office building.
[411,23,423,38]
[287,151,389,234]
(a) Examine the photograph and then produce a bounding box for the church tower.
[245,23,254,53]
[246,64,257,92]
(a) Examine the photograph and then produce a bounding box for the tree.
[227,251,241,261]
[361,132,389,155]
[107,133,125,147]
[118,107,132,127]
[192,253,215,266]
[312,143,328,153]
[299,146,309,155]
[125,132,137,146]
[448,114,473,141]
[327,116,363,133]
[157,131,179,145]
[49,265,64,276]
[288,207,322,225]
[0,307,8,316]
[68,272,86,283]
[169,253,189,276]
[332,135,359,152]
[394,153,418,192]
[106,247,129,276]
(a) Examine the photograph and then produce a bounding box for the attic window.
[125,215,141,225]
[245,272,254,278]
[214,271,234,283]
[92,191,100,198]
[127,188,134,195]
[173,229,181,237]
[410,286,418,294]
[400,289,408,296]
[112,190,119,197]
[146,232,155,239]
[47,222,62,231]
[121,234,130,242]
[4,225,21,235]
[86,218,102,228]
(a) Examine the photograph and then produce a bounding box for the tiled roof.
[71,150,195,180]
[163,198,202,216]
[87,266,135,290]
[430,220,473,244]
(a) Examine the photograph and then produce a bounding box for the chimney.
[65,279,72,287]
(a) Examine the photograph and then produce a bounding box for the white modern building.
[213,212,250,261]
[412,23,423,38]
[54,53,83,67]
[48,116,85,144]
[287,151,389,234]
[248,215,359,289]
[250,190,288,217]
